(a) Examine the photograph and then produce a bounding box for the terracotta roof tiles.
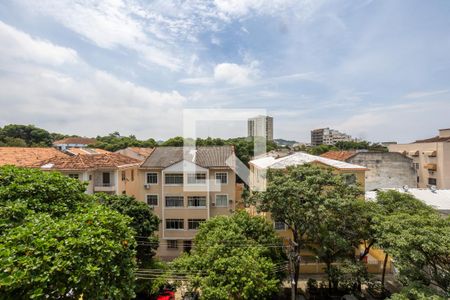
[320,151,356,161]
[39,153,140,170]
[0,147,69,167]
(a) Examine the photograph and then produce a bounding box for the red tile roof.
[320,151,356,161]
[128,147,154,157]
[66,148,110,155]
[38,153,140,170]
[53,137,97,145]
[0,147,69,167]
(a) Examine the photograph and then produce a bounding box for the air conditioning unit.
[228,199,233,204]
[211,202,216,207]
[144,184,151,189]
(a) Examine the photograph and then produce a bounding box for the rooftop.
[53,137,97,145]
[39,153,140,170]
[366,188,450,213]
[320,151,356,161]
[66,148,110,155]
[141,146,235,168]
[127,147,155,157]
[250,151,367,170]
[414,136,450,143]
[0,147,68,167]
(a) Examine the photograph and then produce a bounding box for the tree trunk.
[381,253,389,287]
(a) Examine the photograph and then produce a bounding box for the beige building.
[38,153,140,195]
[388,128,450,189]
[311,127,354,146]
[126,146,241,260]
[248,115,274,141]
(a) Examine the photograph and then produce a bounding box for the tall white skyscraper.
[248,115,273,141]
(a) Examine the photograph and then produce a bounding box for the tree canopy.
[171,211,285,300]
[0,166,139,299]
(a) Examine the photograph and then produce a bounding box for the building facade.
[388,128,450,189]
[311,127,354,146]
[321,151,417,191]
[248,115,274,141]
[38,153,140,195]
[126,146,241,260]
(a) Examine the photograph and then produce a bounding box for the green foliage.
[389,282,446,300]
[0,124,53,147]
[94,132,157,152]
[0,206,137,299]
[172,211,284,300]
[306,140,388,155]
[0,166,138,299]
[374,190,450,298]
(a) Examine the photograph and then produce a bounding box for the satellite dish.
[403,185,409,192]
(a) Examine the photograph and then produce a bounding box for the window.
[188,196,206,207]
[188,219,205,230]
[146,195,158,206]
[131,170,134,181]
[187,173,206,184]
[102,172,110,186]
[165,219,184,230]
[165,173,183,184]
[345,174,357,185]
[414,163,420,170]
[428,178,437,186]
[68,174,79,179]
[167,240,178,249]
[121,171,126,181]
[183,240,192,253]
[215,194,228,207]
[215,172,228,184]
[146,172,158,184]
[165,196,184,207]
[274,221,285,231]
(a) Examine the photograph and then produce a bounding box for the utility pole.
[287,239,300,300]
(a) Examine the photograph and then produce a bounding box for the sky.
[0,0,449,143]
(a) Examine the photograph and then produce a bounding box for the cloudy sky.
[0,0,449,142]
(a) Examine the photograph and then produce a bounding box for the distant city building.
[248,115,273,141]
[388,128,450,189]
[310,127,354,146]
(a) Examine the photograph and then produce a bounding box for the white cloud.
[403,89,449,99]
[0,21,185,138]
[0,21,78,66]
[214,62,258,85]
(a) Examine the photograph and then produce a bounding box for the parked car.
[150,289,175,300]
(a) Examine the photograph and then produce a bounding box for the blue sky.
[0,0,449,142]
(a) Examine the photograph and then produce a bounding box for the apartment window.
[146,172,158,184]
[165,196,184,207]
[167,240,178,249]
[102,172,111,186]
[183,240,192,253]
[68,174,79,179]
[188,196,206,207]
[414,163,420,170]
[165,173,183,184]
[428,178,437,186]
[345,174,357,185]
[274,221,286,231]
[146,195,158,207]
[131,170,134,181]
[215,172,228,184]
[165,219,184,230]
[187,173,206,184]
[121,171,126,181]
[188,219,205,230]
[215,194,228,207]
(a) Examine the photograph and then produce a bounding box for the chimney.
[439,128,450,138]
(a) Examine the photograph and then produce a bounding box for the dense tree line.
[294,140,388,155]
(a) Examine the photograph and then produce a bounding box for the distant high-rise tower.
[248,115,273,141]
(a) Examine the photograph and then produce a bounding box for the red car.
[155,289,175,300]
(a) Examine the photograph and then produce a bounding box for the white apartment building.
[248,115,274,141]
[311,127,354,146]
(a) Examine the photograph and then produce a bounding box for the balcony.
[424,163,437,171]
[94,183,116,192]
